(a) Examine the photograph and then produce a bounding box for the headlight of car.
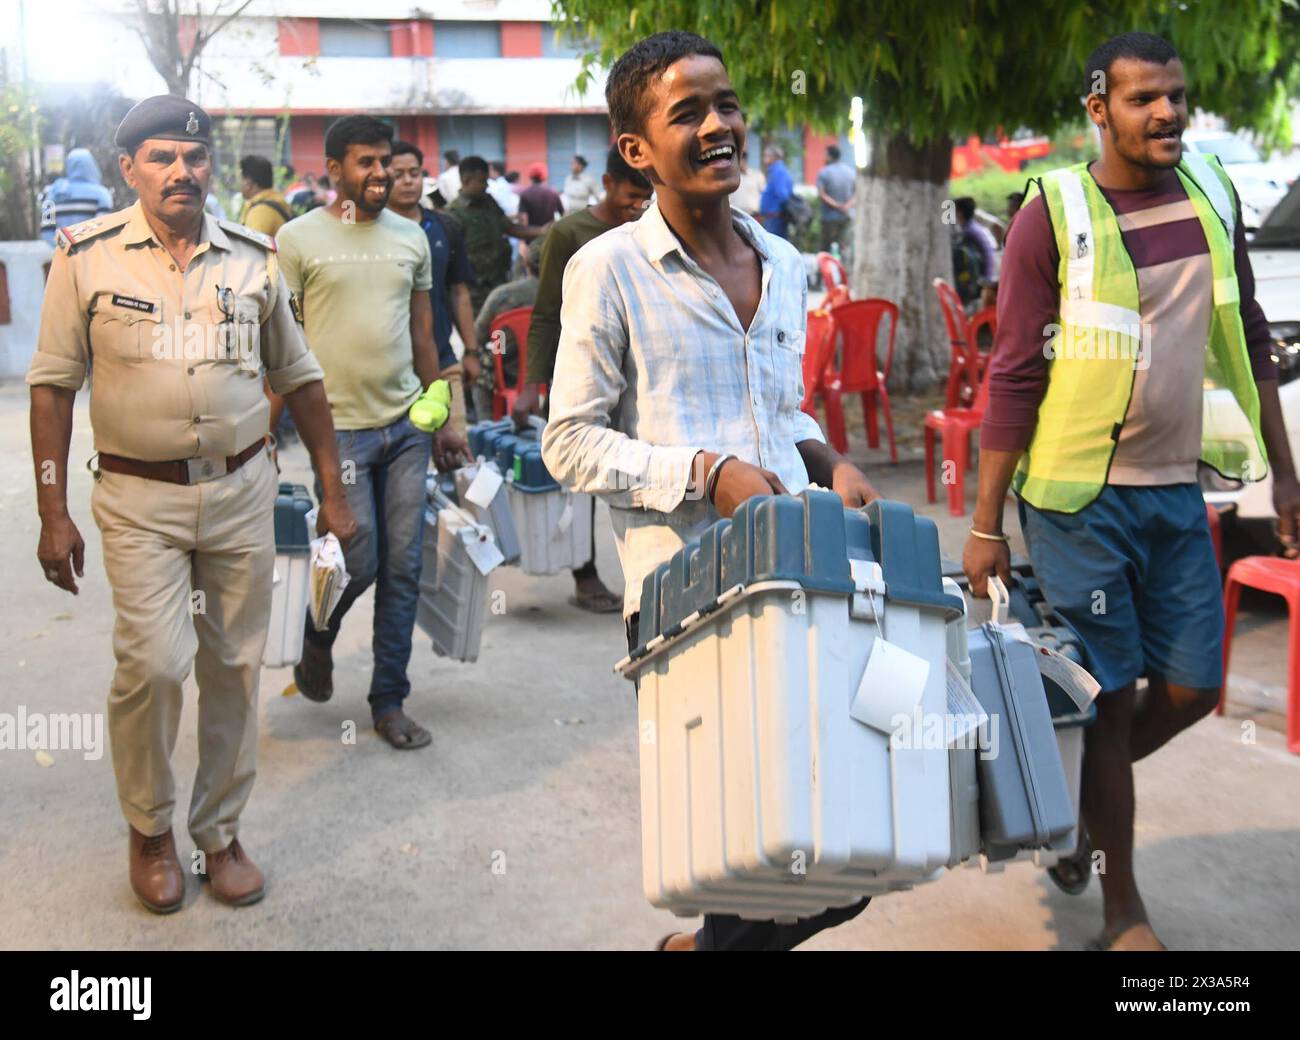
[1269,321,1300,384]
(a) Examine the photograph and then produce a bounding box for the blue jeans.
[306,415,432,719]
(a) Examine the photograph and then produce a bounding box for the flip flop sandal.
[569,590,622,614]
[654,932,693,951]
[1047,828,1092,896]
[374,711,432,750]
[1086,924,1164,952]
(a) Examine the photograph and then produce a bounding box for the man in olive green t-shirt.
[515,144,652,614]
[275,116,465,751]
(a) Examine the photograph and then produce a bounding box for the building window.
[437,117,505,164]
[434,22,501,58]
[546,115,612,187]
[541,22,586,58]
[319,19,391,58]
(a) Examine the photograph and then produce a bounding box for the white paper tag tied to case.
[462,524,506,576]
[848,559,930,735]
[463,463,504,510]
[846,558,938,876]
[987,575,1099,710]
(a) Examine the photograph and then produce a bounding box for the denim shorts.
[1018,483,1224,693]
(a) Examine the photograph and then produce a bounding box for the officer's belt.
[98,439,265,486]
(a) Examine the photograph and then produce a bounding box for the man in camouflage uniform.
[470,244,542,421]
[447,155,546,417]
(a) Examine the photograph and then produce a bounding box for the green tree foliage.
[558,0,1300,150]
[0,82,42,239]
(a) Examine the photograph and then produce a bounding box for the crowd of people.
[25,25,1296,954]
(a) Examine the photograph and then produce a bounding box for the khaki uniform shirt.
[28,201,324,462]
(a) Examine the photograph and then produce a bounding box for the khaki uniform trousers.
[91,447,277,853]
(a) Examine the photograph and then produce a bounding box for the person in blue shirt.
[39,148,114,245]
[757,143,794,239]
[388,140,482,435]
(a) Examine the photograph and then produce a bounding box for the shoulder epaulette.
[219,219,276,252]
[55,210,130,253]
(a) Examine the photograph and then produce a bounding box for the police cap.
[115,95,213,153]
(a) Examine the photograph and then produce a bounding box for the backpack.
[951,235,984,305]
[247,198,292,223]
[782,192,813,229]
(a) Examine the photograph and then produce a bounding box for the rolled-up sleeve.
[262,269,324,395]
[26,247,89,390]
[541,250,700,513]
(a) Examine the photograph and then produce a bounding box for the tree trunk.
[850,132,953,395]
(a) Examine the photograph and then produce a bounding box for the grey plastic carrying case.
[967,618,1077,861]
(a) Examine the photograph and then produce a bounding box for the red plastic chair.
[823,284,851,310]
[934,278,993,410]
[828,298,898,463]
[488,305,533,421]
[816,251,848,295]
[1219,556,1300,754]
[924,356,992,516]
[799,309,847,453]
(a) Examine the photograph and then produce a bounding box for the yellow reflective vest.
[1013,155,1268,513]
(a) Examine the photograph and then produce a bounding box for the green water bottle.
[409,379,452,433]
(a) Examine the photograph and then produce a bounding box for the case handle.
[987,574,1009,626]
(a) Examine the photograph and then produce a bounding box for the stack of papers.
[305,509,350,630]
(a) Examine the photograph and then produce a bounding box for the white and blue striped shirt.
[541,199,824,616]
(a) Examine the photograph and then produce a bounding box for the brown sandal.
[374,710,432,750]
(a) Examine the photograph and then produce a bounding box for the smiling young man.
[541,31,879,952]
[964,33,1300,950]
[515,143,654,615]
[275,115,467,751]
[387,139,481,440]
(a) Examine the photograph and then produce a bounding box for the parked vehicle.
[1182,130,1290,229]
[1201,175,1300,555]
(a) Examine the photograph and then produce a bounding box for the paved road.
[1,383,1295,950]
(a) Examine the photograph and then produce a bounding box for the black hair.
[954,196,977,222]
[505,171,520,184]
[444,149,460,164]
[605,30,726,136]
[826,144,841,162]
[391,139,424,166]
[1084,32,1179,99]
[604,143,652,190]
[459,155,489,180]
[490,160,506,176]
[573,154,587,169]
[239,154,273,190]
[324,115,393,161]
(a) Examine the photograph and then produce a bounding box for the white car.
[1182,130,1291,229]
[1201,179,1300,553]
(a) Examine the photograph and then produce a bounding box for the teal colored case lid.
[630,491,964,657]
[468,418,513,460]
[273,482,313,552]
[510,442,560,493]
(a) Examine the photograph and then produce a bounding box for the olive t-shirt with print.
[277,207,433,430]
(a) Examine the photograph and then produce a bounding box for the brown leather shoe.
[128,826,184,914]
[203,838,265,906]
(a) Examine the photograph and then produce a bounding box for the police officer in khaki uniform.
[28,96,358,914]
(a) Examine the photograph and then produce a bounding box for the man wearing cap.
[519,162,564,229]
[28,95,357,914]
